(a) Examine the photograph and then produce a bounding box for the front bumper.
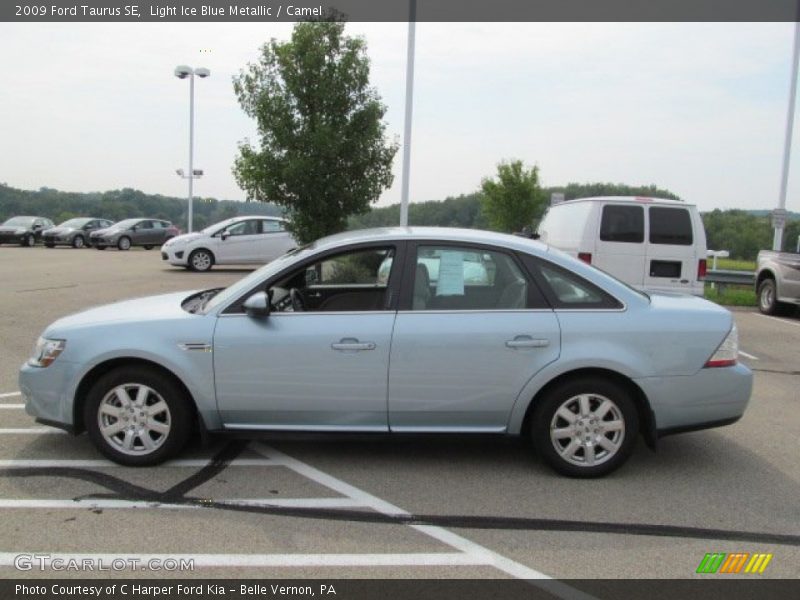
[19,360,82,430]
[0,233,24,244]
[635,362,753,434]
[43,234,71,245]
[162,247,187,265]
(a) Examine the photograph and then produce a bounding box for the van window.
[537,201,593,246]
[649,207,693,245]
[600,205,644,243]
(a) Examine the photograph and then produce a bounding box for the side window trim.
[221,240,408,315]
[397,240,549,312]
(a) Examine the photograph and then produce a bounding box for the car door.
[215,219,261,263]
[387,242,561,432]
[253,219,296,263]
[213,243,404,430]
[132,220,153,244]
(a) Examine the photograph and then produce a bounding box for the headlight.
[28,337,66,368]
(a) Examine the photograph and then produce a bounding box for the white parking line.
[0,498,364,510]
[254,444,597,600]
[0,428,65,435]
[0,551,483,568]
[754,313,800,329]
[739,350,759,361]
[0,404,24,409]
[0,392,21,398]
[0,458,280,468]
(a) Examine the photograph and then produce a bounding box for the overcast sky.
[0,22,798,213]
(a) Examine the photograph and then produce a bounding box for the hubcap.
[74,236,84,248]
[550,393,625,467]
[97,383,171,456]
[761,286,773,310]
[193,252,211,270]
[120,238,130,250]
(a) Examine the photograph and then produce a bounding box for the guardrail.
[705,269,755,286]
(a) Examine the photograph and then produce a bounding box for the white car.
[161,216,296,271]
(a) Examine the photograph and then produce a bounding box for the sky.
[0,22,798,214]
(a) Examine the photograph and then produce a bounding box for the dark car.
[0,216,55,247]
[42,218,114,249]
[90,218,179,250]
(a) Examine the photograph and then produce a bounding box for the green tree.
[233,20,398,244]
[480,160,546,233]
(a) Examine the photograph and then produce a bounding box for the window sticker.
[436,251,465,296]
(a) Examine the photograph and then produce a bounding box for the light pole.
[399,0,416,227]
[775,22,800,251]
[174,65,210,233]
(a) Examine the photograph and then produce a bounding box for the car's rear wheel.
[117,236,132,251]
[531,377,638,478]
[84,366,193,466]
[72,235,85,249]
[188,249,214,272]
[757,278,790,316]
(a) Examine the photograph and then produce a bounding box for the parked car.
[161,216,296,271]
[42,218,114,249]
[755,249,800,315]
[19,227,751,477]
[90,218,179,250]
[0,216,54,247]
[536,197,708,296]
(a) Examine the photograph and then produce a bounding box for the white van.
[536,196,707,296]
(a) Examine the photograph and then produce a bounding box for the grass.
[704,284,756,307]
[710,258,756,272]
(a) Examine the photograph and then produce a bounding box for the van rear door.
[644,205,702,295]
[594,203,646,289]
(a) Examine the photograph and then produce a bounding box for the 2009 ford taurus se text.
[19,228,752,477]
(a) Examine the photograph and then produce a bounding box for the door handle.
[331,338,376,352]
[505,335,550,349]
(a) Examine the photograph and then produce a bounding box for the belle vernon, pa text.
[16,584,338,597]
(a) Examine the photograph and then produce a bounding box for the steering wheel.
[289,288,306,312]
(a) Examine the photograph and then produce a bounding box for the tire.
[72,235,86,249]
[143,245,153,250]
[84,366,193,466]
[757,278,790,316]
[117,236,132,251]
[531,377,639,478]
[22,234,35,247]
[188,249,214,272]
[95,245,106,250]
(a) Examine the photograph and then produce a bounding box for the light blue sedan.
[19,227,752,477]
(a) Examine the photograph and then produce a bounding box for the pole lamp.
[174,65,210,233]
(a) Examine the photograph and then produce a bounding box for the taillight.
[578,252,592,264]
[704,324,738,368]
[698,259,707,280]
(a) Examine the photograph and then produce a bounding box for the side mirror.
[131,226,138,231]
[243,290,271,318]
[221,231,230,241]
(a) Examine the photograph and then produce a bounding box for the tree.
[233,20,398,244]
[480,160,546,233]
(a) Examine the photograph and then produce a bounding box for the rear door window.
[600,205,644,243]
[649,207,693,245]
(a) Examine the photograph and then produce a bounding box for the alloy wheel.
[549,393,625,467]
[97,383,171,456]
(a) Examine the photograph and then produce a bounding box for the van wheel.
[531,377,638,478]
[84,366,193,466]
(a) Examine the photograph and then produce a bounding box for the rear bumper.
[634,362,752,434]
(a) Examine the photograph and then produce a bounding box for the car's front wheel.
[72,235,85,249]
[531,377,638,478]
[22,234,35,247]
[188,249,214,272]
[84,366,193,466]
[117,236,132,251]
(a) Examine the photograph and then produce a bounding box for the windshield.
[108,218,140,229]
[3,216,35,227]
[58,218,91,228]
[201,243,313,313]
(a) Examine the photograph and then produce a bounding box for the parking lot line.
[0,497,365,510]
[0,428,65,435]
[739,350,759,360]
[754,313,800,329]
[0,392,21,398]
[0,458,279,468]
[0,404,24,409]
